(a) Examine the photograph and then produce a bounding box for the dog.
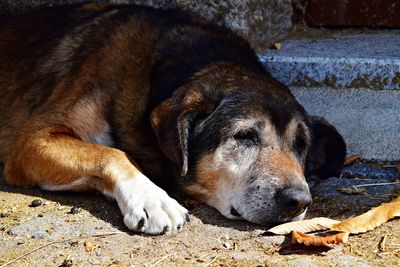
[0,3,346,235]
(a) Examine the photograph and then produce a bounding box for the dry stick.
[379,235,388,251]
[204,255,218,267]
[353,182,400,188]
[382,164,397,168]
[0,232,122,267]
[0,239,73,267]
[148,253,174,267]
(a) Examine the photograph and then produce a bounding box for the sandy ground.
[0,162,399,267]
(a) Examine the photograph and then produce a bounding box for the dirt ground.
[0,162,399,267]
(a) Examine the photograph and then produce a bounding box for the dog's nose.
[279,186,312,217]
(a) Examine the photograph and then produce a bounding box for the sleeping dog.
[0,3,346,235]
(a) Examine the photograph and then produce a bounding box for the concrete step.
[260,32,400,90]
[290,87,400,162]
[259,32,400,162]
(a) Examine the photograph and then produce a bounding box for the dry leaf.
[331,196,400,234]
[273,43,281,50]
[292,231,349,247]
[267,217,340,235]
[269,42,281,50]
[84,241,99,252]
[344,154,362,166]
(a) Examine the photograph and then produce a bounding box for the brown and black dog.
[0,3,346,235]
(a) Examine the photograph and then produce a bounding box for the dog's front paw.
[113,174,189,235]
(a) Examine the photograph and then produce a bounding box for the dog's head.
[151,64,346,224]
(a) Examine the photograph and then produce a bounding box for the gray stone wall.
[0,0,293,52]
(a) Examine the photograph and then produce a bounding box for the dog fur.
[0,3,346,234]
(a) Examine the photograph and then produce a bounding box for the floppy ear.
[305,116,346,179]
[150,86,214,176]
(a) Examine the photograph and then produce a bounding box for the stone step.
[258,32,400,161]
[260,32,400,90]
[290,87,400,162]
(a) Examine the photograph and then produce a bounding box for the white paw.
[113,174,189,235]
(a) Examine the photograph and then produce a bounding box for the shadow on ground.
[0,166,266,234]
[1,161,399,233]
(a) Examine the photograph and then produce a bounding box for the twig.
[353,177,373,181]
[149,253,174,267]
[382,164,397,168]
[379,235,388,252]
[353,182,400,188]
[88,232,122,238]
[0,232,122,267]
[0,239,73,267]
[204,255,218,267]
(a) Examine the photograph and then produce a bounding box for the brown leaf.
[331,196,400,234]
[84,241,99,252]
[292,231,349,247]
[344,154,362,166]
[267,217,340,235]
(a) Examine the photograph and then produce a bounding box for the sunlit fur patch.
[267,151,305,183]
[186,151,246,220]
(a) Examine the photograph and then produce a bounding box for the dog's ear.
[150,86,214,176]
[305,116,346,179]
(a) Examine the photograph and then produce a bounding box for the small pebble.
[222,242,231,249]
[30,199,42,207]
[69,207,80,214]
[8,228,21,236]
[37,214,44,217]
[0,213,8,218]
[31,231,46,239]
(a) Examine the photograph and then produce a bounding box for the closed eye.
[233,130,260,146]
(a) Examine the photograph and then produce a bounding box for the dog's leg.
[4,126,188,234]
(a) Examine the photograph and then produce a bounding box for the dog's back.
[0,3,263,166]
[0,4,179,162]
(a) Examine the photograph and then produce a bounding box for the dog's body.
[0,3,346,234]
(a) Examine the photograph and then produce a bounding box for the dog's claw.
[177,224,182,230]
[137,217,146,230]
[162,225,171,233]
